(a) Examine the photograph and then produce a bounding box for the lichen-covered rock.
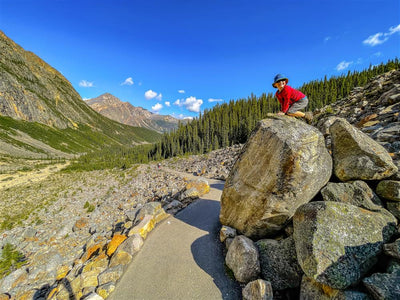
[376,180,400,201]
[185,178,210,196]
[255,236,303,290]
[220,116,332,238]
[387,201,400,219]
[106,234,127,257]
[300,276,372,300]
[362,269,400,300]
[330,118,398,181]
[242,279,273,300]
[321,181,383,211]
[383,238,400,260]
[225,235,260,283]
[293,201,397,289]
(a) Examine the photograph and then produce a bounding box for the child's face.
[275,79,286,91]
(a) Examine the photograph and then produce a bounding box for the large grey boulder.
[225,235,260,283]
[330,118,397,181]
[362,269,400,300]
[220,116,332,238]
[255,236,303,290]
[321,180,383,211]
[293,201,397,289]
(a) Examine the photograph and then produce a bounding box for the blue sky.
[1,0,399,119]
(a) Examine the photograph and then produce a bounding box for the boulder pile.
[220,70,400,300]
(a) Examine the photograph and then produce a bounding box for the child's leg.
[287,111,305,118]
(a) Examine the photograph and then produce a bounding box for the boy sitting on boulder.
[272,74,312,122]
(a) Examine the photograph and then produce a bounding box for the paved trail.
[109,176,241,300]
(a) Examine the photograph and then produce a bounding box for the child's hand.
[277,111,285,116]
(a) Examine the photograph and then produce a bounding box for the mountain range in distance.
[85,93,185,133]
[0,30,161,159]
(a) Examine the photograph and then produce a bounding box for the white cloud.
[363,33,388,46]
[151,103,163,113]
[174,96,203,113]
[363,23,400,46]
[121,77,134,86]
[373,52,382,57]
[156,93,162,101]
[208,98,224,103]
[165,101,171,107]
[336,60,353,71]
[388,24,400,35]
[79,80,94,87]
[178,90,185,94]
[145,90,158,100]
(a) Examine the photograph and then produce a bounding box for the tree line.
[68,58,399,171]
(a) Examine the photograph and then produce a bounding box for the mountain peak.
[86,93,183,133]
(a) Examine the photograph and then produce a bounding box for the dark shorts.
[287,97,308,114]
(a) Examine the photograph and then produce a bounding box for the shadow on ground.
[175,182,242,300]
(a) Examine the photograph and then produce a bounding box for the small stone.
[242,279,273,300]
[384,238,400,260]
[96,282,116,299]
[220,226,237,242]
[98,265,125,286]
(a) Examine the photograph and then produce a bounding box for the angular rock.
[220,116,332,238]
[127,215,155,239]
[362,269,400,300]
[300,276,372,300]
[82,292,104,300]
[255,236,303,290]
[225,235,260,283]
[96,282,116,299]
[376,180,400,201]
[220,225,237,243]
[383,238,400,260]
[293,201,397,289]
[106,234,127,256]
[242,279,273,300]
[98,265,124,286]
[185,178,210,196]
[387,201,400,219]
[321,181,383,211]
[330,118,397,181]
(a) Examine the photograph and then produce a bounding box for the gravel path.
[109,177,241,300]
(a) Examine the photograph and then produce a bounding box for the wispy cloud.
[121,77,134,86]
[79,80,94,87]
[145,89,158,100]
[151,103,163,113]
[156,93,162,101]
[174,96,203,113]
[336,60,353,71]
[208,98,224,103]
[165,101,171,107]
[178,90,185,94]
[363,23,400,46]
[324,36,331,43]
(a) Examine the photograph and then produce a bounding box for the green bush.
[0,243,26,278]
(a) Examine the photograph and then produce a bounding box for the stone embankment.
[219,70,400,300]
[0,163,217,299]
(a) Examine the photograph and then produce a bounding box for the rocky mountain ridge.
[85,93,182,133]
[0,30,160,159]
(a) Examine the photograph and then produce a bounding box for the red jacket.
[276,85,306,113]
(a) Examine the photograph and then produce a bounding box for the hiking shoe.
[304,112,313,124]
